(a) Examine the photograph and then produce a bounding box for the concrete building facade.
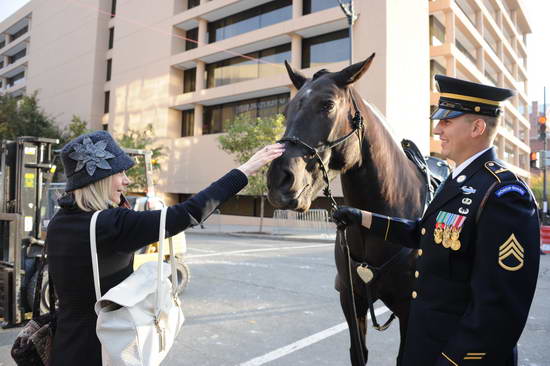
[0,0,531,218]
[429,0,531,177]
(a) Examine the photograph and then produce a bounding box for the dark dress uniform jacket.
[369,148,539,366]
[47,169,247,366]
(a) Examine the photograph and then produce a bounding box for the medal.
[434,212,446,244]
[442,212,452,247]
[434,227,443,244]
[451,239,461,251]
[435,212,466,250]
[450,216,465,251]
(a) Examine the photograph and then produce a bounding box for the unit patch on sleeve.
[498,233,524,271]
[495,184,526,198]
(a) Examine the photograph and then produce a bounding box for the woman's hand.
[238,143,285,176]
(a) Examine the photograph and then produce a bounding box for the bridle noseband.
[277,90,365,214]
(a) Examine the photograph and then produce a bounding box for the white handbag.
[90,207,185,366]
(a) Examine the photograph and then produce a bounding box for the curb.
[186,230,336,243]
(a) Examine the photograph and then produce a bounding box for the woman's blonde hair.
[73,174,113,212]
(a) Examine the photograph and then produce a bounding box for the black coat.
[47,169,247,366]
[370,148,540,366]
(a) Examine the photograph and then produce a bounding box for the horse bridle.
[277,90,365,214]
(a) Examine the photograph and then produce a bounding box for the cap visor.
[430,108,465,120]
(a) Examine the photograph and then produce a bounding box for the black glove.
[332,206,363,228]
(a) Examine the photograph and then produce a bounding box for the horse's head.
[267,53,375,212]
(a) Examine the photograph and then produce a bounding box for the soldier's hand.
[332,206,363,228]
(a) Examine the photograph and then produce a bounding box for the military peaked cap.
[430,75,515,120]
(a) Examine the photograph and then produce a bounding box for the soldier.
[333,75,540,366]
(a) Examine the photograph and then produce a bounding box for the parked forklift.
[0,140,190,327]
[0,136,58,326]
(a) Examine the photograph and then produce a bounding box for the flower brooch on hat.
[69,137,114,176]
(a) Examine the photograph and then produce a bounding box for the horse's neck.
[341,102,425,218]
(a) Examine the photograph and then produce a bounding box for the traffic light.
[539,116,547,141]
[530,151,539,169]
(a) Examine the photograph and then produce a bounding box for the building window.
[302,29,349,69]
[11,26,28,41]
[8,48,26,65]
[108,28,114,49]
[206,43,290,88]
[182,110,194,137]
[111,0,117,17]
[0,40,5,49]
[303,0,335,15]
[106,59,112,81]
[208,0,292,43]
[188,0,200,9]
[185,28,198,50]
[430,59,446,91]
[456,39,476,64]
[7,71,25,88]
[429,15,445,46]
[203,93,289,134]
[104,91,110,114]
[183,68,196,93]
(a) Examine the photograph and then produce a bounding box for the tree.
[117,124,165,193]
[218,114,286,232]
[59,115,91,146]
[0,92,61,140]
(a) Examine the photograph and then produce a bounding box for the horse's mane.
[353,90,423,212]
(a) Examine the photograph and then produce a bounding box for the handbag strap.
[32,242,57,318]
[90,210,103,301]
[90,208,178,308]
[155,207,178,315]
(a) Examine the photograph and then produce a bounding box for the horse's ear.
[334,53,376,87]
[285,60,307,90]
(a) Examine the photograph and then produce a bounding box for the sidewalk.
[186,223,337,243]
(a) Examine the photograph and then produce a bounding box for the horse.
[266,54,428,365]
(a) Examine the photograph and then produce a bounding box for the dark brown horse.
[266,54,427,365]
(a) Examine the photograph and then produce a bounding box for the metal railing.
[272,209,335,235]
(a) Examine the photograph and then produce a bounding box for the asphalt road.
[0,233,547,365]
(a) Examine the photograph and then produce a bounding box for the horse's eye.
[321,101,335,112]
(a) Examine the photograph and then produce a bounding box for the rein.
[277,90,397,365]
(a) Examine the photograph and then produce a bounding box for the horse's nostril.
[280,168,294,190]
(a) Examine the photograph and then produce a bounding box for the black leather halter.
[277,90,365,214]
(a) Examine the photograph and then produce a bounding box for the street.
[0,233,548,365]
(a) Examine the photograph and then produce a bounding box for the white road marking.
[238,306,391,366]
[187,247,216,253]
[186,260,271,268]
[186,244,332,259]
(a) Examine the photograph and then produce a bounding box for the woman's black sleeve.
[96,169,248,252]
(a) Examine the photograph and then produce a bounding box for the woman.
[47,130,284,365]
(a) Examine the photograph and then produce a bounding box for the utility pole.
[337,0,358,65]
[544,87,548,214]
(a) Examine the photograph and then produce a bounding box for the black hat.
[430,75,515,120]
[61,131,135,192]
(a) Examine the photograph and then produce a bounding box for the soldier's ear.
[471,118,487,137]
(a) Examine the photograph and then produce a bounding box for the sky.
[1,0,549,104]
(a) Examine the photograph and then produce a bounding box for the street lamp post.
[337,0,358,65]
